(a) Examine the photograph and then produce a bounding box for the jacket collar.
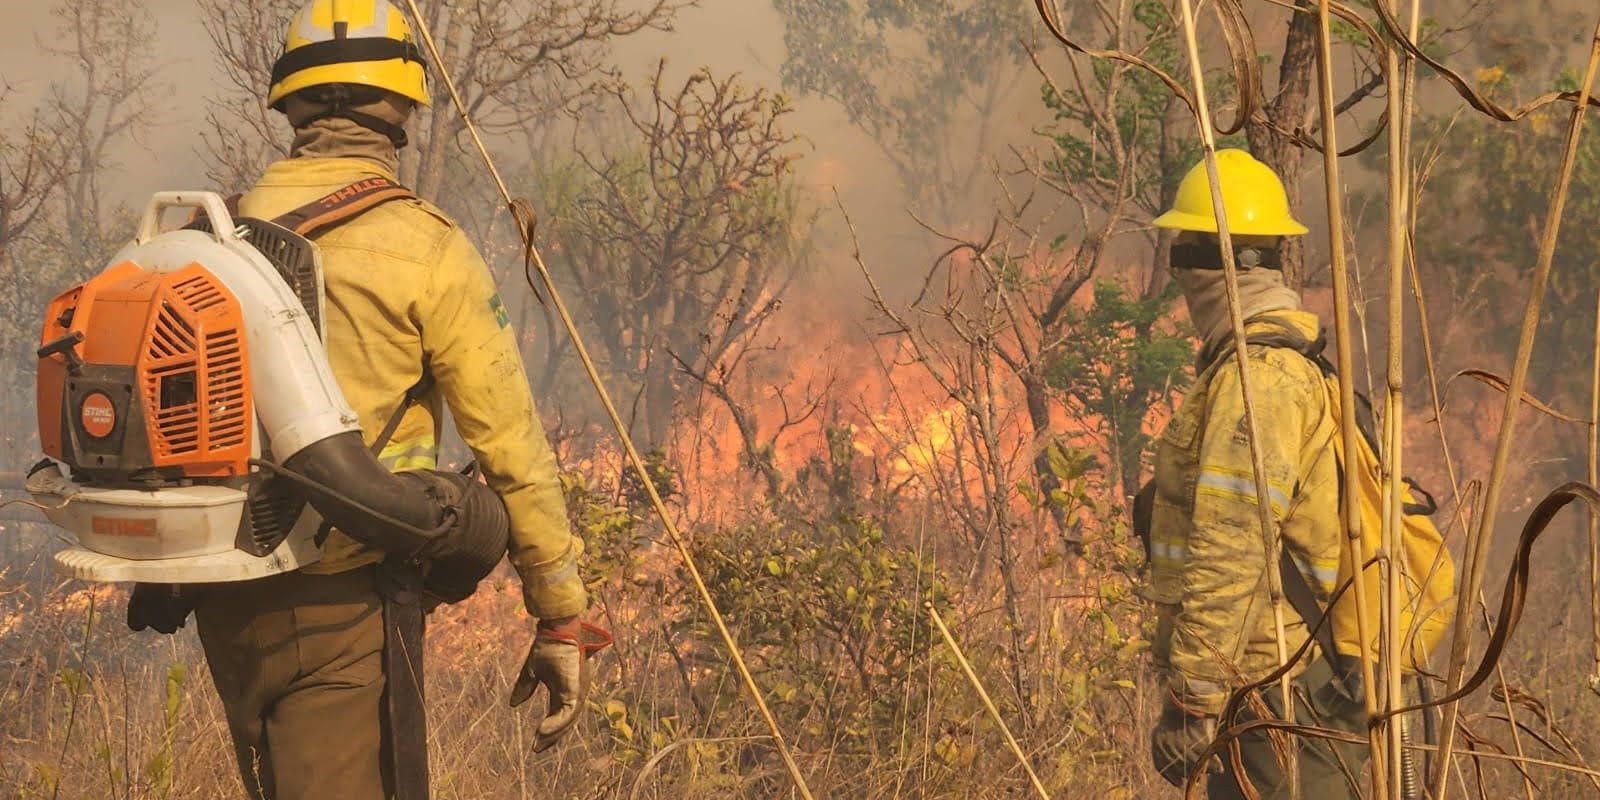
[254,156,401,189]
[1195,309,1323,374]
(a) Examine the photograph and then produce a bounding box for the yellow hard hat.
[1153,149,1308,236]
[268,0,430,111]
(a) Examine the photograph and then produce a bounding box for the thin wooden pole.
[926,603,1052,800]
[1590,288,1600,682]
[1431,20,1600,800]
[398,2,815,797]
[1171,0,1298,792]
[1380,0,1416,793]
[1314,2,1388,796]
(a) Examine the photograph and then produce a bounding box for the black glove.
[126,583,194,635]
[1150,694,1220,787]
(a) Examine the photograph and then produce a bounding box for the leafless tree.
[850,205,1041,721]
[539,63,812,450]
[838,1,1216,714]
[2,0,161,464]
[0,95,70,464]
[972,0,1201,547]
[196,0,299,190]
[772,0,1035,224]
[0,91,68,262]
[42,0,162,271]
[671,332,832,503]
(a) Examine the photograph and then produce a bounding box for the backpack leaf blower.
[27,191,505,602]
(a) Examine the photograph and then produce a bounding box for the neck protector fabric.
[290,116,401,174]
[1173,266,1302,354]
[286,91,411,171]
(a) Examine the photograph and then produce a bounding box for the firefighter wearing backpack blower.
[123,3,607,798]
[1141,150,1454,798]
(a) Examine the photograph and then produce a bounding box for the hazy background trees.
[771,0,1034,224]
[0,0,162,470]
[538,64,812,449]
[6,0,1600,795]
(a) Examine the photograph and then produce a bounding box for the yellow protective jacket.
[238,157,588,620]
[1148,310,1340,714]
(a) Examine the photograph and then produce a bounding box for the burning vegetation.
[7,0,1600,798]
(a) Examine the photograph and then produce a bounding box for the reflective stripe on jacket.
[239,157,587,619]
[1148,310,1340,714]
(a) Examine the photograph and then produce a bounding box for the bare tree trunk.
[1022,372,1080,554]
[414,0,460,202]
[1147,93,1190,300]
[641,350,676,451]
[994,515,1032,725]
[730,404,785,499]
[973,354,1033,726]
[1247,2,1318,289]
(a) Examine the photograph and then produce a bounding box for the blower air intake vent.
[173,273,228,311]
[186,214,323,336]
[205,329,247,449]
[146,301,200,457]
[240,473,305,556]
[135,266,253,474]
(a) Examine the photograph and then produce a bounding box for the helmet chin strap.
[291,84,412,149]
[1170,240,1282,271]
[296,106,410,149]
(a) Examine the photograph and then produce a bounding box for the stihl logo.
[80,392,116,438]
[321,178,392,207]
[91,516,156,537]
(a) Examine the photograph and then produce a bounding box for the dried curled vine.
[1036,0,1600,156]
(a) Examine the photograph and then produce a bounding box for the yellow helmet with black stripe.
[268,0,430,110]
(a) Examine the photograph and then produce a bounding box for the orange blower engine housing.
[38,261,254,487]
[27,191,505,592]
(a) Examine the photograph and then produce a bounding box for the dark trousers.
[195,568,391,800]
[1209,657,1369,800]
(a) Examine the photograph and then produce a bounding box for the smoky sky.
[0,1,922,234]
[1,0,1594,282]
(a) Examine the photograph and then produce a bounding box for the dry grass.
[4,436,1600,799]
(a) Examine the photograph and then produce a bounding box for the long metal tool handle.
[1380,0,1419,793]
[397,3,815,797]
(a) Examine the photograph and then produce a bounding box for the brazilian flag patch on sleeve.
[489,293,510,329]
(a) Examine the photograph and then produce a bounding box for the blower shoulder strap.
[1279,547,1362,700]
[269,176,417,239]
[206,178,427,458]
[199,177,417,240]
[1196,314,1331,374]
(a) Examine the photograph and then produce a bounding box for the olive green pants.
[1208,657,1368,800]
[195,568,391,800]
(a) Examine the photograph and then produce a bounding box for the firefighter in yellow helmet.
[124,3,601,797]
[1143,149,1366,798]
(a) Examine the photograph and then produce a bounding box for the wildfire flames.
[652,294,1045,519]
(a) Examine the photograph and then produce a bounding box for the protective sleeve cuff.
[523,581,588,620]
[511,538,589,620]
[1168,674,1229,717]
